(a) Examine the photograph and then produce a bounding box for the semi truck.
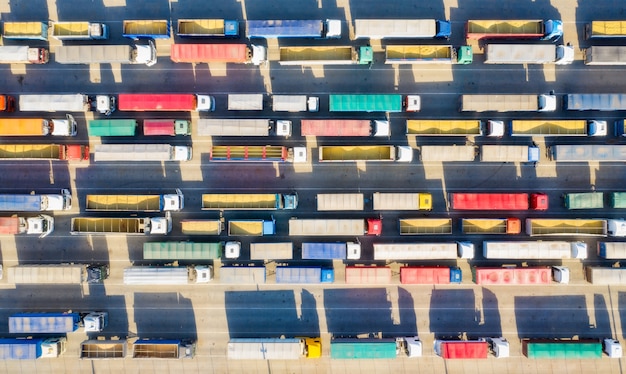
[400,267,462,284]
[466,19,563,40]
[480,145,540,163]
[0,116,77,137]
[0,214,54,238]
[461,218,522,234]
[373,192,432,210]
[220,267,266,284]
[483,241,588,259]
[181,220,223,235]
[329,94,421,112]
[319,145,413,162]
[177,19,239,37]
[301,242,362,260]
[302,119,389,137]
[0,337,66,359]
[564,94,626,111]
[122,20,170,39]
[373,242,474,260]
[354,19,451,39]
[449,192,548,210]
[492,119,607,137]
[598,242,626,259]
[525,218,616,237]
[2,21,48,40]
[345,266,392,284]
[584,46,626,65]
[250,242,293,260]
[18,94,106,113]
[522,339,621,358]
[330,337,422,358]
[170,44,265,65]
[227,94,263,111]
[485,44,573,64]
[201,193,297,210]
[549,145,626,162]
[123,266,212,285]
[209,145,307,163]
[0,189,72,211]
[278,46,373,65]
[228,219,276,236]
[118,93,214,111]
[7,264,109,284]
[93,144,192,162]
[272,95,319,112]
[70,216,172,235]
[317,193,364,211]
[460,94,557,112]
[399,218,453,235]
[290,218,382,236]
[143,242,224,260]
[51,22,108,40]
[196,119,291,137]
[275,267,334,284]
[132,339,196,359]
[564,192,604,210]
[586,267,626,285]
[419,145,477,162]
[80,340,127,359]
[586,21,626,39]
[385,45,473,64]
[0,46,48,64]
[474,267,569,285]
[406,120,481,136]
[144,119,191,136]
[9,312,108,333]
[434,339,509,359]
[86,190,184,212]
[0,144,88,161]
[227,337,322,360]
[54,44,157,66]
[88,119,137,137]
[246,20,341,39]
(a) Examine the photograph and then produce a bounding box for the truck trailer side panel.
[474,267,552,285]
[586,267,626,285]
[250,242,293,260]
[373,243,458,260]
[220,267,266,284]
[551,145,626,162]
[345,266,391,284]
[289,219,365,236]
[316,193,364,211]
[80,340,126,359]
[523,340,602,359]
[330,339,397,359]
[406,120,481,136]
[301,119,371,136]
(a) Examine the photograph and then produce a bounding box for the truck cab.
[404,95,421,112]
[41,337,68,358]
[282,193,298,209]
[538,94,557,111]
[135,40,157,66]
[86,265,109,283]
[44,189,73,211]
[173,146,193,161]
[307,97,319,112]
[225,241,241,259]
[552,266,570,283]
[196,95,215,111]
[373,120,390,137]
[608,219,626,237]
[604,339,623,358]
[250,45,267,65]
[487,120,505,137]
[457,242,475,259]
[289,147,308,163]
[51,115,78,137]
[366,218,382,236]
[94,95,115,115]
[588,120,608,136]
[324,20,342,38]
[82,312,108,332]
[485,337,509,358]
[163,189,184,211]
[191,265,213,283]
[555,45,575,65]
[148,213,173,234]
[27,214,54,238]
[530,193,549,210]
[456,46,473,64]
[396,146,414,162]
[275,120,292,136]
[347,242,361,259]
[543,20,563,40]
[397,336,422,357]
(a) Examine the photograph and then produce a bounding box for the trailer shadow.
[133,292,196,340]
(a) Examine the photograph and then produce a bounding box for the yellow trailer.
[177,19,239,37]
[399,218,452,235]
[587,21,626,39]
[181,220,223,235]
[525,219,607,237]
[201,193,293,210]
[461,218,521,234]
[511,120,588,136]
[228,219,275,236]
[406,120,482,136]
[319,145,413,162]
[278,46,371,65]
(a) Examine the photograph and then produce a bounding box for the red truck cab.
[530,193,549,210]
[367,218,382,235]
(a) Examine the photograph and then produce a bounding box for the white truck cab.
[458,241,475,259]
[551,266,570,283]
[275,120,292,136]
[571,241,588,259]
[135,40,157,66]
[485,337,509,358]
[325,20,342,38]
[396,146,414,162]
[95,95,116,115]
[163,189,185,211]
[148,213,173,235]
[588,120,608,136]
[289,147,308,163]
[251,45,267,65]
[307,97,320,112]
[604,339,623,358]
[397,336,422,357]
[225,241,241,259]
[193,265,213,283]
[27,214,54,238]
[173,146,193,161]
[196,95,215,111]
[50,114,77,136]
[538,94,557,111]
[555,45,575,65]
[405,95,421,112]
[347,242,361,259]
[373,120,390,137]
[608,220,626,237]
[83,312,108,332]
[487,120,505,137]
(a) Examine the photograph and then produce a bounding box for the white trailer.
[485,44,574,64]
[227,338,315,360]
[250,242,293,260]
[94,144,192,162]
[123,266,212,285]
[0,46,48,64]
[289,219,367,236]
[272,95,319,112]
[373,192,432,210]
[19,94,87,112]
[586,267,626,285]
[219,267,266,284]
[419,145,476,162]
[316,193,364,211]
[373,242,474,260]
[354,19,449,39]
[480,145,540,162]
[584,46,626,65]
[228,94,263,110]
[483,241,588,259]
[459,94,557,112]
[598,242,626,259]
[196,119,291,137]
[54,44,157,66]
[549,145,626,162]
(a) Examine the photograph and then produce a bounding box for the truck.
[143,242,223,260]
[275,267,334,284]
[118,93,214,111]
[0,337,66,359]
[330,337,422,358]
[246,20,341,39]
[0,189,72,211]
[585,267,626,285]
[419,145,477,162]
[93,144,192,162]
[123,266,212,285]
[319,145,413,162]
[122,20,170,39]
[70,216,172,235]
[80,340,127,359]
[88,119,137,137]
[400,267,462,284]
[345,266,392,284]
[86,190,184,212]
[474,267,569,285]
[201,193,297,210]
[301,242,362,260]
[494,119,607,137]
[227,337,321,359]
[449,192,548,210]
[480,145,540,163]
[19,94,99,112]
[227,94,263,111]
[197,119,291,137]
[329,94,421,112]
[385,45,472,64]
[220,267,266,284]
[54,44,157,66]
[2,22,47,40]
[302,119,389,137]
[584,46,626,65]
[0,144,89,161]
[132,339,196,359]
[144,119,191,136]
[373,192,432,211]
[9,312,108,333]
[0,46,48,64]
[250,242,293,260]
[525,218,615,237]
[7,264,109,284]
[0,94,14,111]
[564,192,604,210]
[434,339,509,359]
[399,218,453,235]
[598,242,626,259]
[460,94,557,112]
[466,19,563,40]
[278,46,373,65]
[483,241,588,259]
[354,19,451,39]
[522,339,621,358]
[290,218,382,236]
[0,214,54,238]
[170,44,265,65]
[485,44,573,64]
[317,193,364,211]
[181,220,223,235]
[209,145,307,163]
[51,22,108,40]
[0,116,77,137]
[549,145,626,162]
[373,242,474,260]
[461,218,522,235]
[177,19,239,37]
[406,120,481,136]
[272,95,319,112]
[586,21,626,39]
[564,94,626,111]
[228,218,276,236]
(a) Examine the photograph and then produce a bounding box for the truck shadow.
[133,292,196,340]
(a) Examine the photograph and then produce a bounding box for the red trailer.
[345,266,391,284]
[118,94,214,111]
[449,193,548,210]
[400,267,461,284]
[474,267,552,285]
[435,341,489,359]
[301,119,372,136]
[170,44,249,63]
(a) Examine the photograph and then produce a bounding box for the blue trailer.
[301,242,348,259]
[9,312,79,333]
[0,337,67,359]
[246,20,341,38]
[275,267,334,283]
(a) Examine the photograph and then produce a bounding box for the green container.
[329,94,402,113]
[143,242,222,260]
[88,119,137,136]
[611,192,626,208]
[525,341,602,359]
[330,339,397,359]
[564,192,604,210]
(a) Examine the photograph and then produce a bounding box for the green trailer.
[564,192,604,210]
[611,192,626,208]
[330,339,397,359]
[143,241,222,260]
[88,119,137,136]
[329,94,402,112]
[523,339,602,359]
